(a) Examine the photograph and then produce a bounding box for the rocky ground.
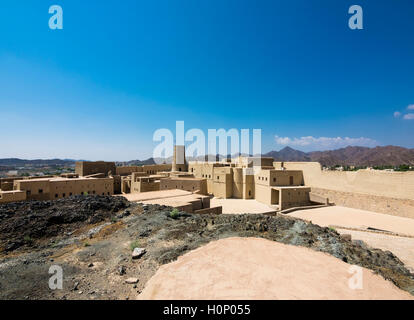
[0,195,413,299]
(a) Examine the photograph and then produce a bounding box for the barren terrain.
[0,196,413,300]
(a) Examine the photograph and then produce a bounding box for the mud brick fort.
[1,145,414,218]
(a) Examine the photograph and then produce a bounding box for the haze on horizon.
[1,0,413,161]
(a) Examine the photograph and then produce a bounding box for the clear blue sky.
[1,0,413,160]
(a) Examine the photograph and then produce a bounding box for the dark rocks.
[0,195,129,252]
[116,209,131,219]
[118,266,126,275]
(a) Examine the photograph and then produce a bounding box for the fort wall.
[311,187,414,219]
[0,190,26,203]
[272,161,414,217]
[160,177,207,194]
[76,161,116,177]
[13,177,114,201]
[273,162,414,201]
[116,166,143,176]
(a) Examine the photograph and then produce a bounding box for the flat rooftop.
[271,186,310,190]
[211,198,276,215]
[0,190,25,194]
[162,177,205,181]
[15,176,110,183]
[141,195,206,208]
[120,189,194,202]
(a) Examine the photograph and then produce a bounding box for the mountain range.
[263,146,414,166]
[1,145,414,168]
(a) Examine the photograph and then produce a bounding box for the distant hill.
[0,158,77,167]
[116,158,158,166]
[0,157,160,168]
[3,145,414,168]
[263,146,414,167]
[265,147,311,162]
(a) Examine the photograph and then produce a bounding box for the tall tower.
[172,145,188,172]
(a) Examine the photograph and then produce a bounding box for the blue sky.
[0,0,413,160]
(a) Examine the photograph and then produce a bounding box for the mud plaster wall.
[274,162,414,201]
[311,187,414,219]
[272,162,414,218]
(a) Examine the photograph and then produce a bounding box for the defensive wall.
[273,162,414,217]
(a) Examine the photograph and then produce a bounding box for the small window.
[217,176,219,180]
[273,178,276,183]
[38,189,43,194]
[248,190,251,196]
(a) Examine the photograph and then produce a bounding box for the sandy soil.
[210,198,276,215]
[289,206,414,236]
[139,237,413,300]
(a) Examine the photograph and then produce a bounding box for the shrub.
[130,240,141,251]
[23,235,33,244]
[169,208,180,219]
